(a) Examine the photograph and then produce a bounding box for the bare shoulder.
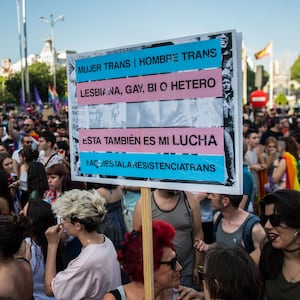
[0,259,33,300]
[102,292,116,300]
[252,221,266,237]
[184,191,198,208]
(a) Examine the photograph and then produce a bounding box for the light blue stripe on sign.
[76,39,221,82]
[80,152,225,182]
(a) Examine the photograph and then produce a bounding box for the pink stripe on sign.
[77,69,222,105]
[79,127,224,155]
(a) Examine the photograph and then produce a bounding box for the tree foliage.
[275,93,288,106]
[291,55,300,83]
[4,62,67,105]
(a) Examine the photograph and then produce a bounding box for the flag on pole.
[63,91,68,107]
[20,88,26,112]
[48,84,54,106]
[33,85,44,112]
[52,86,61,114]
[254,42,272,60]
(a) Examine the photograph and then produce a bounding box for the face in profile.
[154,247,182,290]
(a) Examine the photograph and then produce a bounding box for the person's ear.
[221,196,230,207]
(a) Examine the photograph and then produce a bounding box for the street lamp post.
[39,14,64,89]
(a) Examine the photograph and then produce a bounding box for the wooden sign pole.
[141,187,154,300]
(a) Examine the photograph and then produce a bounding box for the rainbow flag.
[52,86,61,114]
[254,42,272,60]
[48,84,54,106]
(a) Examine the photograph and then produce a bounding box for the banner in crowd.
[67,29,243,194]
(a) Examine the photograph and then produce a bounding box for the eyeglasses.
[59,216,72,224]
[198,265,206,281]
[159,255,178,271]
[24,141,32,144]
[260,214,281,227]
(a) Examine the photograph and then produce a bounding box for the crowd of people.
[0,103,299,300]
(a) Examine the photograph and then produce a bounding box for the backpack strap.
[213,213,259,252]
[242,214,260,253]
[213,212,223,240]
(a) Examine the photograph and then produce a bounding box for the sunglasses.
[159,255,178,271]
[260,214,281,227]
[24,141,32,144]
[198,265,206,281]
[23,124,31,127]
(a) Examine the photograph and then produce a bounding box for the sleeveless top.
[265,272,300,300]
[25,238,56,300]
[151,191,193,277]
[245,149,259,189]
[215,214,252,249]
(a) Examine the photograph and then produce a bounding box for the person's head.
[118,219,181,286]
[279,117,289,130]
[0,215,31,259]
[55,140,69,157]
[245,128,260,149]
[22,118,34,133]
[0,142,9,154]
[269,116,281,129]
[264,136,278,153]
[20,136,33,148]
[281,136,298,159]
[53,189,106,234]
[46,163,69,193]
[27,162,48,197]
[18,147,38,165]
[208,193,243,210]
[38,130,56,151]
[242,119,251,135]
[57,123,67,137]
[257,120,268,134]
[0,153,13,175]
[261,189,300,252]
[200,247,263,300]
[26,200,56,253]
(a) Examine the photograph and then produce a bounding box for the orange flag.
[254,42,272,60]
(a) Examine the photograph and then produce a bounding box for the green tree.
[5,62,67,106]
[291,55,300,83]
[275,93,288,106]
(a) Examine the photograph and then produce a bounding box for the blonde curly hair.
[52,189,107,223]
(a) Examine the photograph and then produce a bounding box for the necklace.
[289,269,300,283]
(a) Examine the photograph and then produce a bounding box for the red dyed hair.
[117,219,175,282]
